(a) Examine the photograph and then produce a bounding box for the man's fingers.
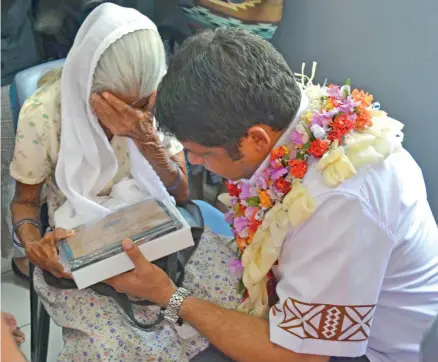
[50,269,63,279]
[105,275,122,289]
[122,239,151,270]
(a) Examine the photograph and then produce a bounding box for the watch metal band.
[163,287,191,324]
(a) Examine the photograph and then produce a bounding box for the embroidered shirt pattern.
[272,297,376,342]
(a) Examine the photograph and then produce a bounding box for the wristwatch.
[163,287,191,325]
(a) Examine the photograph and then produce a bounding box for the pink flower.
[240,182,257,199]
[239,227,249,238]
[225,210,236,224]
[327,85,341,99]
[267,186,283,201]
[233,216,249,234]
[270,159,283,169]
[228,258,244,277]
[270,167,288,181]
[291,130,304,145]
[255,171,269,189]
[337,96,358,113]
[311,109,338,127]
[244,206,258,220]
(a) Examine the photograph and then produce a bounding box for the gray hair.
[38,29,166,99]
[156,28,301,160]
[92,29,166,98]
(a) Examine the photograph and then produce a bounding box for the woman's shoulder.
[18,77,62,134]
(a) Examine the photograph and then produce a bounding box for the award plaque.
[59,198,183,272]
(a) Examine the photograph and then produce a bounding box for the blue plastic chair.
[420,313,438,362]
[11,60,231,362]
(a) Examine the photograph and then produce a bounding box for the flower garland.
[223,79,404,317]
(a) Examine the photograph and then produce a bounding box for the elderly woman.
[10,4,239,361]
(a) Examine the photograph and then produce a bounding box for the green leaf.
[237,278,246,295]
[345,78,351,86]
[296,152,306,160]
[283,154,290,163]
[28,122,36,127]
[245,196,260,207]
[42,114,49,119]
[302,142,311,151]
[32,140,39,145]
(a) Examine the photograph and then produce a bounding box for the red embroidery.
[272,297,375,342]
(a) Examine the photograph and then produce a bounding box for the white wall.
[273,0,438,217]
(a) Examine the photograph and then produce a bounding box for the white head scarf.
[55,3,172,229]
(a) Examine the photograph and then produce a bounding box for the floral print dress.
[34,228,240,361]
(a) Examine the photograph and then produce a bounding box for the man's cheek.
[203,159,222,175]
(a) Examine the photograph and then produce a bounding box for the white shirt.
[267,148,438,361]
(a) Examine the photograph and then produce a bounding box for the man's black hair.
[156,28,301,160]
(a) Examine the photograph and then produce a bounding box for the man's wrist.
[163,287,191,324]
[156,284,177,309]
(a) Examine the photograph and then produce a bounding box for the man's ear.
[245,126,272,153]
[145,90,158,113]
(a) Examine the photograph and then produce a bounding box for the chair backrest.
[10,59,66,129]
[420,313,438,362]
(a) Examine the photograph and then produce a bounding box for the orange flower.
[259,191,273,208]
[333,113,355,132]
[328,129,343,142]
[289,159,308,179]
[237,236,248,250]
[309,139,329,158]
[356,106,372,130]
[270,145,288,161]
[325,98,335,111]
[352,89,374,107]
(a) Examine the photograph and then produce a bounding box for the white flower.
[296,123,306,134]
[311,124,326,139]
[340,85,351,97]
[306,84,327,100]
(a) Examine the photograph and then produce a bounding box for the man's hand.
[91,92,157,141]
[24,228,74,279]
[105,239,176,307]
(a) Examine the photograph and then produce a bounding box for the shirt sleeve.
[158,131,184,158]
[10,89,59,185]
[269,192,393,358]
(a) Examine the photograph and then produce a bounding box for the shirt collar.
[246,92,309,184]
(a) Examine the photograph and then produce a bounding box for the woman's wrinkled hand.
[24,228,74,279]
[91,92,156,140]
